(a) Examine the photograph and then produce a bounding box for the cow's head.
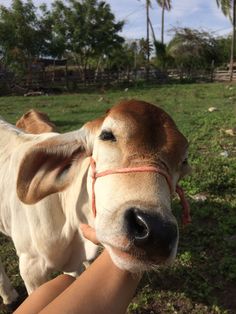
[16,109,57,134]
[17,100,190,272]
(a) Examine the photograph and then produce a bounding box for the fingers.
[80,224,100,245]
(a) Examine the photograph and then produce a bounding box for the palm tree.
[139,0,171,76]
[140,1,171,50]
[156,0,172,44]
[216,0,235,81]
[216,0,232,17]
[145,0,151,79]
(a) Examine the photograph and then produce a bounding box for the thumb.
[80,224,100,245]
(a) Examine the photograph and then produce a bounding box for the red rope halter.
[90,157,191,225]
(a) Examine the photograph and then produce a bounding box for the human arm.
[39,249,140,314]
[14,224,141,314]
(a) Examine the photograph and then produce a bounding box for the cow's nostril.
[128,210,150,243]
[125,208,151,246]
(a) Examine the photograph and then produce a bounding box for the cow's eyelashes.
[99,130,116,142]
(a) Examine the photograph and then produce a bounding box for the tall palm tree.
[144,0,153,80]
[140,0,171,46]
[216,0,235,81]
[139,0,171,77]
[216,0,232,17]
[156,0,172,44]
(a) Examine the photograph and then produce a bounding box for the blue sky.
[0,0,232,42]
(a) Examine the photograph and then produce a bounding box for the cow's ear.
[16,122,102,204]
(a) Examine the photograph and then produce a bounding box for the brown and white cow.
[0,100,190,305]
[16,109,56,134]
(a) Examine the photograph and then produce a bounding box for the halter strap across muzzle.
[90,157,191,225]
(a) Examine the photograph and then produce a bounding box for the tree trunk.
[26,57,32,89]
[148,17,157,42]
[52,59,55,83]
[65,60,69,90]
[95,57,102,82]
[230,0,236,81]
[146,0,150,81]
[161,1,165,44]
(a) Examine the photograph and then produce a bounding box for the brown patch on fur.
[84,116,105,133]
[105,99,188,171]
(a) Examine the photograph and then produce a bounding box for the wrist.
[101,249,142,283]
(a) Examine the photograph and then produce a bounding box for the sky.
[0,0,233,42]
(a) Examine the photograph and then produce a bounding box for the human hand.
[80,224,100,245]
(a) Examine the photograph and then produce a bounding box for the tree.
[139,38,153,64]
[50,0,124,79]
[216,0,232,17]
[153,40,167,69]
[145,0,151,79]
[0,0,52,79]
[216,0,235,80]
[167,28,219,70]
[215,35,231,65]
[107,42,137,81]
[156,0,172,44]
[138,0,171,78]
[142,0,172,44]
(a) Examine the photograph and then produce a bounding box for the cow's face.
[17,100,190,273]
[86,100,190,271]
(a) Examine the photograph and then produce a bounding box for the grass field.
[0,82,236,313]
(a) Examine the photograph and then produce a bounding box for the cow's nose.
[125,208,178,257]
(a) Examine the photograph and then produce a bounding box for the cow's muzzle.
[90,157,191,225]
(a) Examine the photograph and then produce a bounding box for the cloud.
[168,0,201,19]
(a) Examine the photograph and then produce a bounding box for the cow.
[0,99,190,305]
[16,109,57,134]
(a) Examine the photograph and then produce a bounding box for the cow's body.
[0,100,190,305]
[0,122,96,304]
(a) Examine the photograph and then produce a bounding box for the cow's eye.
[99,130,116,142]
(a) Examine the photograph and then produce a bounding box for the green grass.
[0,82,236,313]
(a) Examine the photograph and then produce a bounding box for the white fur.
[0,120,97,304]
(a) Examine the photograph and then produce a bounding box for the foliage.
[108,39,157,72]
[0,0,52,76]
[153,40,171,69]
[153,29,231,70]
[0,0,124,81]
[215,35,231,66]
[106,42,136,71]
[50,0,124,73]
[137,38,153,63]
[156,0,171,11]
[153,28,231,70]
[167,28,223,70]
[0,0,234,83]
[216,0,232,19]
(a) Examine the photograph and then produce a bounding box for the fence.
[0,67,234,96]
[213,69,236,81]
